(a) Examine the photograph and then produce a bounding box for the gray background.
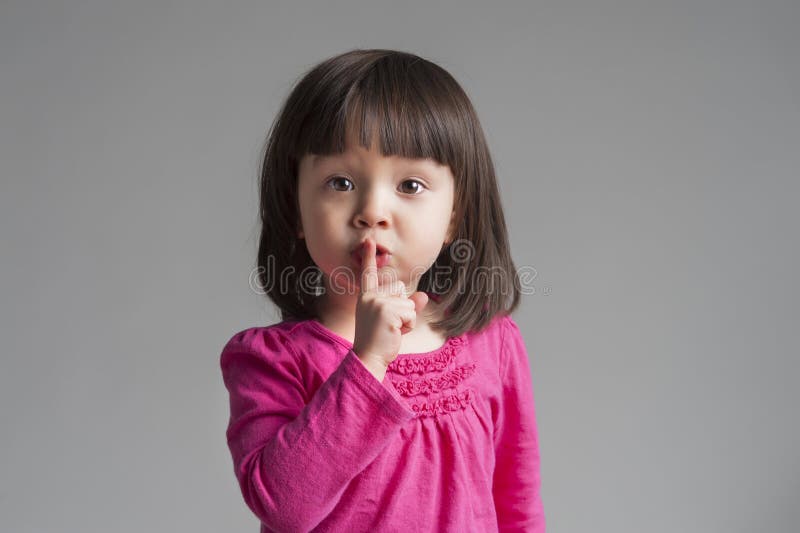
[1,1,797,532]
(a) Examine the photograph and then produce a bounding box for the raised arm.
[220,329,414,532]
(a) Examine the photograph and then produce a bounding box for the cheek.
[298,210,344,268]
[412,209,452,242]
[299,202,336,237]
[405,220,450,265]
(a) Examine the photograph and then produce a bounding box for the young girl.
[221,48,546,532]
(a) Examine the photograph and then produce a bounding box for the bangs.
[292,52,468,173]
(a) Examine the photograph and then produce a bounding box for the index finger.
[360,237,378,294]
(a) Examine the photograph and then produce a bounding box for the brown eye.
[327,176,353,191]
[400,179,425,195]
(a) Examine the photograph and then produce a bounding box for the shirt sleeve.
[492,316,546,532]
[220,328,416,532]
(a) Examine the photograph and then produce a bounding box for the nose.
[352,187,391,228]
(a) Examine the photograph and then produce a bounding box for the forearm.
[232,350,412,531]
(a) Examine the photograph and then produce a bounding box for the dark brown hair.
[256,48,521,338]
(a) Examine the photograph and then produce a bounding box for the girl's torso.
[275,315,508,531]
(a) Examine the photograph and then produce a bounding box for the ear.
[297,221,304,239]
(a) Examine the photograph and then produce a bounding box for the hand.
[352,237,429,380]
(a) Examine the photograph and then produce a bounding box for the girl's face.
[296,135,456,298]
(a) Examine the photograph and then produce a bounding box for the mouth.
[351,242,392,268]
[351,242,391,256]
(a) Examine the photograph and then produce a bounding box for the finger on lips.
[360,238,377,293]
[359,237,408,298]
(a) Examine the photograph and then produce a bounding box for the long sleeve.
[492,316,546,532]
[220,329,416,532]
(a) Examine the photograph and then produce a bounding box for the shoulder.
[458,313,518,368]
[220,322,325,408]
[480,313,528,374]
[499,313,524,339]
[219,320,320,370]
[466,312,519,343]
[221,320,296,352]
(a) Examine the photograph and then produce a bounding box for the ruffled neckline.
[304,310,475,419]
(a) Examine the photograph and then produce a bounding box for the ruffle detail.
[410,389,473,417]
[392,363,476,397]
[383,335,475,419]
[387,336,467,375]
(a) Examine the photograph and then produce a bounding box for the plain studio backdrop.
[1,1,798,532]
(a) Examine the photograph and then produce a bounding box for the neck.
[313,281,444,346]
[314,293,358,342]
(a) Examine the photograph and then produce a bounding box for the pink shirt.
[220,313,545,532]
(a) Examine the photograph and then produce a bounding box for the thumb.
[408,291,430,314]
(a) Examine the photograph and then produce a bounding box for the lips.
[351,242,392,268]
[351,241,391,256]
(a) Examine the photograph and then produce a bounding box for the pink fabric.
[220,313,545,532]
